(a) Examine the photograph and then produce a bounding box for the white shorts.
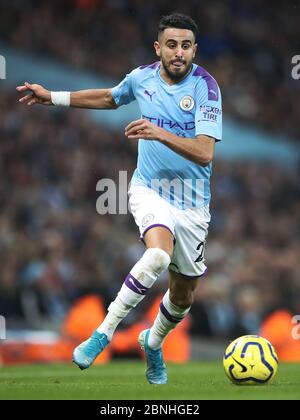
[128,185,211,277]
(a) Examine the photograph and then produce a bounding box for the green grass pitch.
[0,361,299,400]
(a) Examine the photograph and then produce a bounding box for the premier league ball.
[223,335,278,385]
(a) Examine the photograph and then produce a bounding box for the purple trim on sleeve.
[124,273,149,295]
[193,66,219,101]
[139,62,160,70]
[142,224,174,239]
[159,302,183,324]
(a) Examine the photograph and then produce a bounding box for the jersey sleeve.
[195,82,222,142]
[111,70,136,107]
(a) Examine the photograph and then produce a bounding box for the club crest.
[142,213,155,227]
[180,95,195,112]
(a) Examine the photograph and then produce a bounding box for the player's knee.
[142,248,171,275]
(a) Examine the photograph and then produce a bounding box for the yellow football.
[223,335,278,385]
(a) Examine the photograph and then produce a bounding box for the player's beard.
[161,57,193,82]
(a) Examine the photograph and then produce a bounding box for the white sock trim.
[148,290,191,349]
[96,249,170,341]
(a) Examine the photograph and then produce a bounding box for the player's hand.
[125,119,164,141]
[16,82,52,106]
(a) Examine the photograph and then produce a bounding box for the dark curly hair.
[158,13,199,40]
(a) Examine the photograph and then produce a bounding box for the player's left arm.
[125,120,215,166]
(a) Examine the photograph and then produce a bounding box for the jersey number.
[194,241,205,263]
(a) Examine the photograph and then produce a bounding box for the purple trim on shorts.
[159,302,183,324]
[142,224,174,239]
[139,62,160,70]
[124,273,149,295]
[193,66,219,101]
[169,267,208,279]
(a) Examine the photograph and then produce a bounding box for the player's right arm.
[16,82,118,109]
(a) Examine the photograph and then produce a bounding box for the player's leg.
[146,270,199,351]
[139,270,199,385]
[73,187,174,370]
[139,205,210,383]
[95,226,173,339]
[143,225,174,256]
[72,235,172,370]
[137,227,175,384]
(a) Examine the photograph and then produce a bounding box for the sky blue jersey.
[112,62,222,209]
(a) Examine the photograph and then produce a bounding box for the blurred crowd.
[0,92,299,340]
[0,0,300,141]
[0,0,299,342]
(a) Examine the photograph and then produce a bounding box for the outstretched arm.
[16,82,118,109]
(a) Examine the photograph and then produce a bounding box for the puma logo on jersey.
[144,90,156,101]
